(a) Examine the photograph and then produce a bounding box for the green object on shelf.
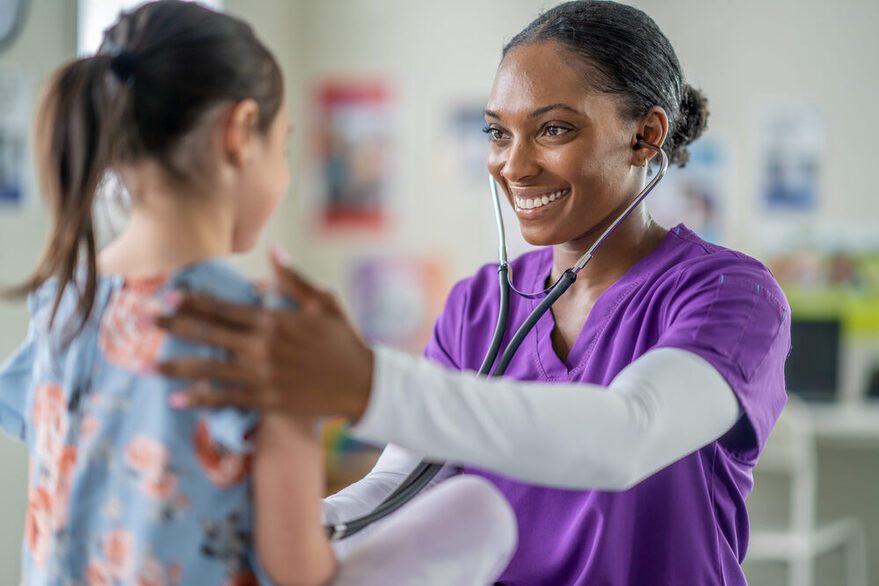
[785,288,879,339]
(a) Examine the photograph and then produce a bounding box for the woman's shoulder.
[663,224,786,303]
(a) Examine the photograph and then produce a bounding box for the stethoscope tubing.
[325,140,668,541]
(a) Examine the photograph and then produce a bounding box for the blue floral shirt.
[0,261,270,586]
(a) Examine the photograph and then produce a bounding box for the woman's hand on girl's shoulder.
[156,248,373,423]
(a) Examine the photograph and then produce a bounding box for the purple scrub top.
[424,224,790,586]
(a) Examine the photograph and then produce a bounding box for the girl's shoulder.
[26,259,260,356]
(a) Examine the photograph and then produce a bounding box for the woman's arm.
[323,444,458,526]
[351,346,740,490]
[156,257,741,491]
[254,415,336,586]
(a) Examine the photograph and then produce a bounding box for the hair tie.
[110,50,137,83]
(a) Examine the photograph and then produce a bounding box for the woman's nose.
[491,139,540,184]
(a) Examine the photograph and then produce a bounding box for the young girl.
[0,2,515,585]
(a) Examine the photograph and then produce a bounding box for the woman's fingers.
[173,293,265,330]
[269,248,340,315]
[156,312,254,353]
[157,358,259,387]
[169,386,267,410]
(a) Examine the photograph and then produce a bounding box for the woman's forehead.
[487,42,604,118]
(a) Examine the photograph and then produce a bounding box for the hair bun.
[666,84,709,167]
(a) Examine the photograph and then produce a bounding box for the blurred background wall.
[0,0,876,584]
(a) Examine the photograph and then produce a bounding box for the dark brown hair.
[505,0,709,167]
[12,0,283,332]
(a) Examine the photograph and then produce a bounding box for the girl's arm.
[253,414,336,586]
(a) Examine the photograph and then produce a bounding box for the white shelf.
[805,402,879,447]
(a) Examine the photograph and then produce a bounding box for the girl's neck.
[97,178,234,280]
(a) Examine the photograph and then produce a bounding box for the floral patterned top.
[0,261,271,586]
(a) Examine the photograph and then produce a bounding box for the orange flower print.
[167,562,182,583]
[126,434,169,477]
[51,446,77,529]
[25,486,51,569]
[194,419,251,488]
[126,435,169,480]
[126,435,178,500]
[223,572,258,586]
[144,473,178,500]
[103,528,135,580]
[31,383,68,457]
[136,556,167,586]
[99,282,168,374]
[85,559,112,586]
[80,415,101,446]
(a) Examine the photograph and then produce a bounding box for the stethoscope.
[325,139,669,540]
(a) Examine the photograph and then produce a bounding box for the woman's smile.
[511,188,570,217]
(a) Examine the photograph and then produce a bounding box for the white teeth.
[515,189,568,210]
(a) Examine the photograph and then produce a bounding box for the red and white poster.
[310,81,394,232]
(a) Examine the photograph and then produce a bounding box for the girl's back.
[2,261,262,584]
[0,0,335,582]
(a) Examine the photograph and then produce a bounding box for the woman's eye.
[482,126,506,141]
[544,125,571,137]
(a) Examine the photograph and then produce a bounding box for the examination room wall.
[0,1,877,585]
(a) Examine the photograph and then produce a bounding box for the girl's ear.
[631,106,668,167]
[222,99,259,167]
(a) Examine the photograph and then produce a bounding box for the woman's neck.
[97,173,234,279]
[549,205,667,297]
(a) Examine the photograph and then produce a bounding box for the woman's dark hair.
[14,0,283,331]
[504,0,708,167]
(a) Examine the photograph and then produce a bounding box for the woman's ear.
[223,99,260,168]
[631,106,668,167]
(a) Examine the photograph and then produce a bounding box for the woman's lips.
[513,189,570,214]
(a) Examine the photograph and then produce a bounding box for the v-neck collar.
[527,225,682,379]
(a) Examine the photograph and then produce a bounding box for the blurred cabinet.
[746,401,879,586]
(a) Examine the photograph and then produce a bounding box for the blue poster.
[0,71,32,209]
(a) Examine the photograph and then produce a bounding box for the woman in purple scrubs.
[158,2,790,584]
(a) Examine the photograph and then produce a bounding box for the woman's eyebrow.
[484,103,583,120]
[528,103,582,118]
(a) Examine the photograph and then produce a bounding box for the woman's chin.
[519,228,563,248]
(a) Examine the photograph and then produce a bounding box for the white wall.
[290,0,879,293]
[0,1,76,579]
[0,0,876,584]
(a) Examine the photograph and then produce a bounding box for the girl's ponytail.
[5,0,283,335]
[17,55,122,331]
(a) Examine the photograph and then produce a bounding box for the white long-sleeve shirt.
[323,346,741,524]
